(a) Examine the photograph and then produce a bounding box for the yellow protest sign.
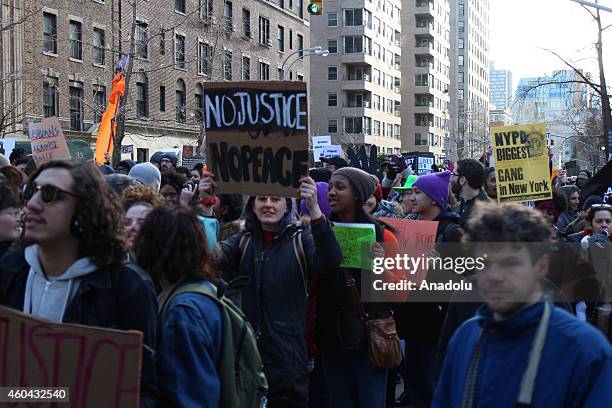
[491,123,552,203]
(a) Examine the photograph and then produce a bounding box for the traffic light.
[307,1,323,15]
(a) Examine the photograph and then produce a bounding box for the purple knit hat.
[300,182,331,217]
[413,171,451,208]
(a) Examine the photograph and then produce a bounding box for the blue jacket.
[157,280,222,407]
[433,302,612,408]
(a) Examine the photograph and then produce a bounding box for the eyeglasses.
[22,183,81,204]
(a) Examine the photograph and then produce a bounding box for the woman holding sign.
[318,167,403,408]
[211,172,342,408]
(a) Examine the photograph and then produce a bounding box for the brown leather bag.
[343,269,402,368]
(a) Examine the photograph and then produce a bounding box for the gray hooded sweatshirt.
[22,245,98,323]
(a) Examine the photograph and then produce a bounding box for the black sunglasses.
[22,183,81,204]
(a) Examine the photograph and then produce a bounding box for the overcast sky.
[489,0,612,93]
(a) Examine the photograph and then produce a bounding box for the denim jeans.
[321,350,388,408]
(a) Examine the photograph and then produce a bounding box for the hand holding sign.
[299,176,322,220]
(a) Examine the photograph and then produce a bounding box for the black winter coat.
[218,217,342,407]
[0,249,159,408]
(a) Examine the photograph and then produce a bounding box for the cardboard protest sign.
[323,145,343,159]
[312,135,331,162]
[332,222,376,269]
[28,117,71,165]
[0,305,142,407]
[204,81,308,196]
[380,218,438,283]
[492,123,552,203]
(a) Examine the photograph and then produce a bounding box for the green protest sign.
[332,222,376,269]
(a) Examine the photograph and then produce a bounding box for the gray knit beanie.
[334,167,378,205]
[129,162,162,193]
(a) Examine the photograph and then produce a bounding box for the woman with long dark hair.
[134,206,221,406]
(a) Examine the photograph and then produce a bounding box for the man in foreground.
[433,201,611,408]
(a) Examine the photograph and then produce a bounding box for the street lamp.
[280,46,329,80]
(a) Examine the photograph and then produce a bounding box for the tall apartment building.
[514,70,591,165]
[489,62,512,110]
[0,0,24,139]
[11,0,310,161]
[449,0,490,160]
[309,0,402,155]
[400,0,451,163]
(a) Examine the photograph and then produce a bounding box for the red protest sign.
[0,305,142,407]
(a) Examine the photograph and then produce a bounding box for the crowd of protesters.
[0,148,610,408]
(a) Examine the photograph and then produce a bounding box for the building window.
[69,85,84,131]
[328,66,338,80]
[344,117,363,134]
[176,79,186,122]
[198,41,211,75]
[201,0,213,21]
[42,80,59,117]
[43,13,57,54]
[298,0,304,18]
[136,22,148,59]
[259,61,270,80]
[297,73,303,81]
[243,8,251,38]
[195,84,203,123]
[343,9,363,26]
[69,20,82,60]
[458,89,464,100]
[289,29,293,49]
[175,0,186,13]
[93,86,106,123]
[328,13,338,27]
[135,73,148,118]
[458,55,464,66]
[328,93,337,107]
[458,21,464,32]
[223,1,233,32]
[175,33,186,68]
[328,119,338,133]
[277,25,285,52]
[242,56,250,80]
[458,4,464,15]
[458,38,464,49]
[343,35,363,53]
[279,0,284,8]
[277,67,283,79]
[297,34,304,58]
[327,39,337,54]
[160,27,166,55]
[159,86,166,112]
[93,28,105,65]
[415,133,428,146]
[259,17,270,46]
[223,50,233,80]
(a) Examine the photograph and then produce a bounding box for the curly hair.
[465,201,555,262]
[28,160,127,266]
[134,206,216,286]
[0,165,23,191]
[0,178,21,211]
[121,183,160,211]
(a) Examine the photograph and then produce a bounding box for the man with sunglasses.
[0,160,158,407]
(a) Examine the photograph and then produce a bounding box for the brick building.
[7,0,311,162]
